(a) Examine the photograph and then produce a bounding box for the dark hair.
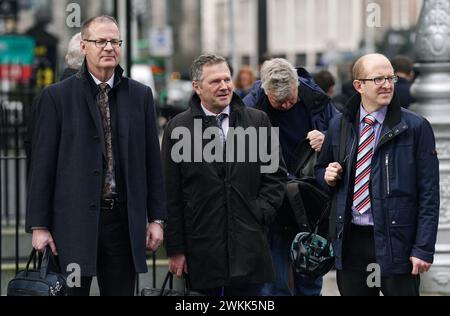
[391,55,414,74]
[81,15,119,39]
[314,70,335,93]
[190,54,230,82]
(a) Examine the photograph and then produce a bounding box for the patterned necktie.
[97,83,114,197]
[216,113,228,144]
[353,115,376,214]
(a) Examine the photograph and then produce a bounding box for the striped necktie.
[353,114,376,214]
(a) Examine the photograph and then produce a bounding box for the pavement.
[322,270,340,296]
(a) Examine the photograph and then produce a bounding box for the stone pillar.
[410,0,450,294]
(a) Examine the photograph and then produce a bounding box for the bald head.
[352,53,395,111]
[353,54,392,80]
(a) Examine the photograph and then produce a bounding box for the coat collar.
[77,59,129,161]
[189,92,246,120]
[342,91,403,131]
[76,58,125,90]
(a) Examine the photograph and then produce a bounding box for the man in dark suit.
[26,15,166,296]
[162,54,287,296]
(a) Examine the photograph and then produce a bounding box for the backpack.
[289,115,349,278]
[285,139,330,235]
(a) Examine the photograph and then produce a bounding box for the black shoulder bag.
[7,247,67,296]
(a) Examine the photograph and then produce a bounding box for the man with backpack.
[244,58,337,296]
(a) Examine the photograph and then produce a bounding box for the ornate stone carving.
[436,141,450,158]
[413,0,450,295]
[441,173,450,225]
[433,271,450,286]
[415,0,450,62]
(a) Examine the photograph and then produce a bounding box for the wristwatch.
[152,219,166,229]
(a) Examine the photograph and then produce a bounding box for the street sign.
[0,36,35,83]
[0,36,35,65]
[149,27,173,57]
[0,0,18,19]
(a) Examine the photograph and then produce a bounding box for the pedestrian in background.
[316,53,439,296]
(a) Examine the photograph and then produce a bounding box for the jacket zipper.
[385,153,390,196]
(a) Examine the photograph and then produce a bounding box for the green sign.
[0,36,35,65]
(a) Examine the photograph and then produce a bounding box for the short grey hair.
[191,54,230,82]
[65,32,83,70]
[81,15,119,39]
[260,58,298,103]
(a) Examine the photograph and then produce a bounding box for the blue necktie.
[216,113,228,144]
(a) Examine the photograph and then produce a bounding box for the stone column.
[410,0,450,294]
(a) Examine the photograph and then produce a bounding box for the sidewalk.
[321,270,340,296]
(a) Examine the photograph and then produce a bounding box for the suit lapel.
[83,79,106,158]
[116,82,130,183]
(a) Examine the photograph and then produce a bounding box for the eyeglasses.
[357,75,399,85]
[83,39,123,48]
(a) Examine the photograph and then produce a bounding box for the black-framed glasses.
[83,39,123,48]
[357,75,399,85]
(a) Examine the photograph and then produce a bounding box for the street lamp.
[411,0,450,295]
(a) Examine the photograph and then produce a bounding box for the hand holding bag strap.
[292,139,316,177]
[40,246,62,279]
[329,116,348,240]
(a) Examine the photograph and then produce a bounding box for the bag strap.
[183,273,195,296]
[286,181,312,232]
[159,271,173,296]
[24,248,37,276]
[328,115,348,240]
[39,247,63,279]
[160,272,196,296]
[291,140,316,177]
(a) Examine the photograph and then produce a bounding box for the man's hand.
[325,162,343,187]
[410,257,432,275]
[32,229,58,255]
[146,222,164,252]
[169,254,188,278]
[307,130,325,152]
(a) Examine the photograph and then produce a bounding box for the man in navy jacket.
[315,53,439,296]
[244,58,337,296]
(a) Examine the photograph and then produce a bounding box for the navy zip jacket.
[243,68,337,232]
[315,93,440,276]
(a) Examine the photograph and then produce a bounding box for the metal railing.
[1,88,33,227]
[0,87,35,295]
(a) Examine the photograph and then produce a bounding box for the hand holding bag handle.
[158,271,200,296]
[23,248,39,278]
[22,247,62,280]
[39,246,63,279]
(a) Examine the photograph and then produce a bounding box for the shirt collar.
[89,72,115,89]
[360,104,388,126]
[200,104,230,117]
